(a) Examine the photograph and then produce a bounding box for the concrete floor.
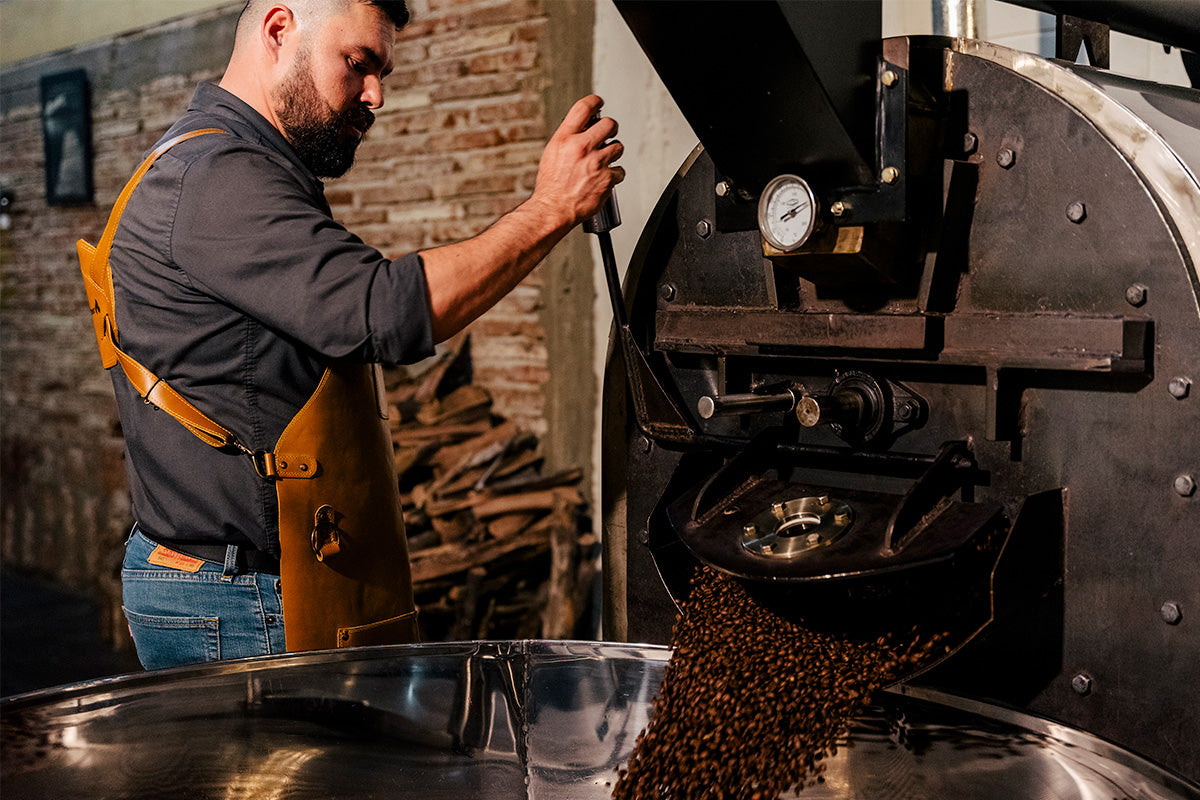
[1,568,141,697]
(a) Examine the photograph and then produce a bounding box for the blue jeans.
[121,528,285,670]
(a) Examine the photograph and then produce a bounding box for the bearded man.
[99,0,623,669]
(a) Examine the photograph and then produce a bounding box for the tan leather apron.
[274,360,418,650]
[78,129,418,651]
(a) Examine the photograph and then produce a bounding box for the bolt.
[881,69,898,87]
[830,200,848,217]
[715,180,731,198]
[1066,201,1087,223]
[1174,474,1196,497]
[962,131,978,155]
[997,148,1016,169]
[1071,673,1093,696]
[896,399,918,422]
[695,219,713,239]
[1125,283,1148,307]
[881,166,900,184]
[1160,601,1183,625]
[1168,376,1191,399]
[659,282,676,302]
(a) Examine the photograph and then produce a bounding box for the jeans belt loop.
[222,544,239,581]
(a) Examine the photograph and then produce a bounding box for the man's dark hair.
[237,1,409,34]
[364,0,409,29]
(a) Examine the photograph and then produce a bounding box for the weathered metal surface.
[603,32,1200,781]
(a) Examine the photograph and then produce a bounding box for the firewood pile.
[384,336,598,642]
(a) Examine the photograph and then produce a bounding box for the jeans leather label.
[147,544,205,573]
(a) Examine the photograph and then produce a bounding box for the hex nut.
[1168,376,1192,399]
[715,180,731,198]
[695,219,713,239]
[1125,283,1148,307]
[1071,673,1093,696]
[659,282,677,302]
[881,166,900,184]
[881,69,898,87]
[1160,601,1183,626]
[997,148,1016,169]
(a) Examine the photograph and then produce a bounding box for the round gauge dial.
[757,174,818,252]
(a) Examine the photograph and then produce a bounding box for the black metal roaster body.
[603,0,1200,785]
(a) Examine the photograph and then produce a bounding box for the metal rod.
[697,391,797,419]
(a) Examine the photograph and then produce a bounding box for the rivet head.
[1160,601,1183,625]
[300,463,309,472]
[997,148,1016,169]
[881,166,900,184]
[1168,376,1191,399]
[1125,283,1147,307]
[1071,673,1093,696]
[278,460,288,470]
[1174,474,1196,497]
[1066,201,1087,223]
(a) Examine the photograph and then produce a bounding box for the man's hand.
[419,95,627,342]
[528,95,626,228]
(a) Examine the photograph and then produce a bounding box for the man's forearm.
[419,194,574,343]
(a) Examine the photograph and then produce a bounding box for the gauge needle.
[780,202,808,221]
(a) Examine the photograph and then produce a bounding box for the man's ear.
[261,5,297,62]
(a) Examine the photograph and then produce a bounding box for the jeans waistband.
[141,530,281,576]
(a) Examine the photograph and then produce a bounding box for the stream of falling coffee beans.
[612,566,947,799]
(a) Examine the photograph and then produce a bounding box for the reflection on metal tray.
[2,641,1196,799]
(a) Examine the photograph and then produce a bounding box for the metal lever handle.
[697,390,798,419]
[583,114,621,234]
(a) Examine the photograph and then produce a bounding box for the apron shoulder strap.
[77,128,242,451]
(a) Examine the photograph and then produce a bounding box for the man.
[101,0,624,669]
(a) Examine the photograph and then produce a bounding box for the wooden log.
[393,420,492,447]
[409,524,552,583]
[472,487,582,520]
[416,384,493,427]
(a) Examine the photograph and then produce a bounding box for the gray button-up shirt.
[109,82,435,555]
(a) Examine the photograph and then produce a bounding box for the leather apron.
[273,360,419,650]
[79,129,418,652]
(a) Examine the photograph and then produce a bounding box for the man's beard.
[274,50,375,179]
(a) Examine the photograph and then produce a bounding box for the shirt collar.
[186,81,322,185]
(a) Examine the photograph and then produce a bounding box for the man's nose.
[361,75,384,109]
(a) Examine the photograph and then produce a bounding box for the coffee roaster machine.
[3,2,1200,797]
[601,0,1200,785]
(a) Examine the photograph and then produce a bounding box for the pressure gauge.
[757,174,818,252]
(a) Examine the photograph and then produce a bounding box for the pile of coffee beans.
[612,567,945,799]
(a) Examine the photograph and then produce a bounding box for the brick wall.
[0,0,595,647]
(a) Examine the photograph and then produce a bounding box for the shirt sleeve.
[169,141,435,365]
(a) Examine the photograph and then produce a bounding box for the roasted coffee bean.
[613,567,945,799]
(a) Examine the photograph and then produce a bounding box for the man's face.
[272,2,395,178]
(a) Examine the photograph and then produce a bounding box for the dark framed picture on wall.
[40,69,94,206]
